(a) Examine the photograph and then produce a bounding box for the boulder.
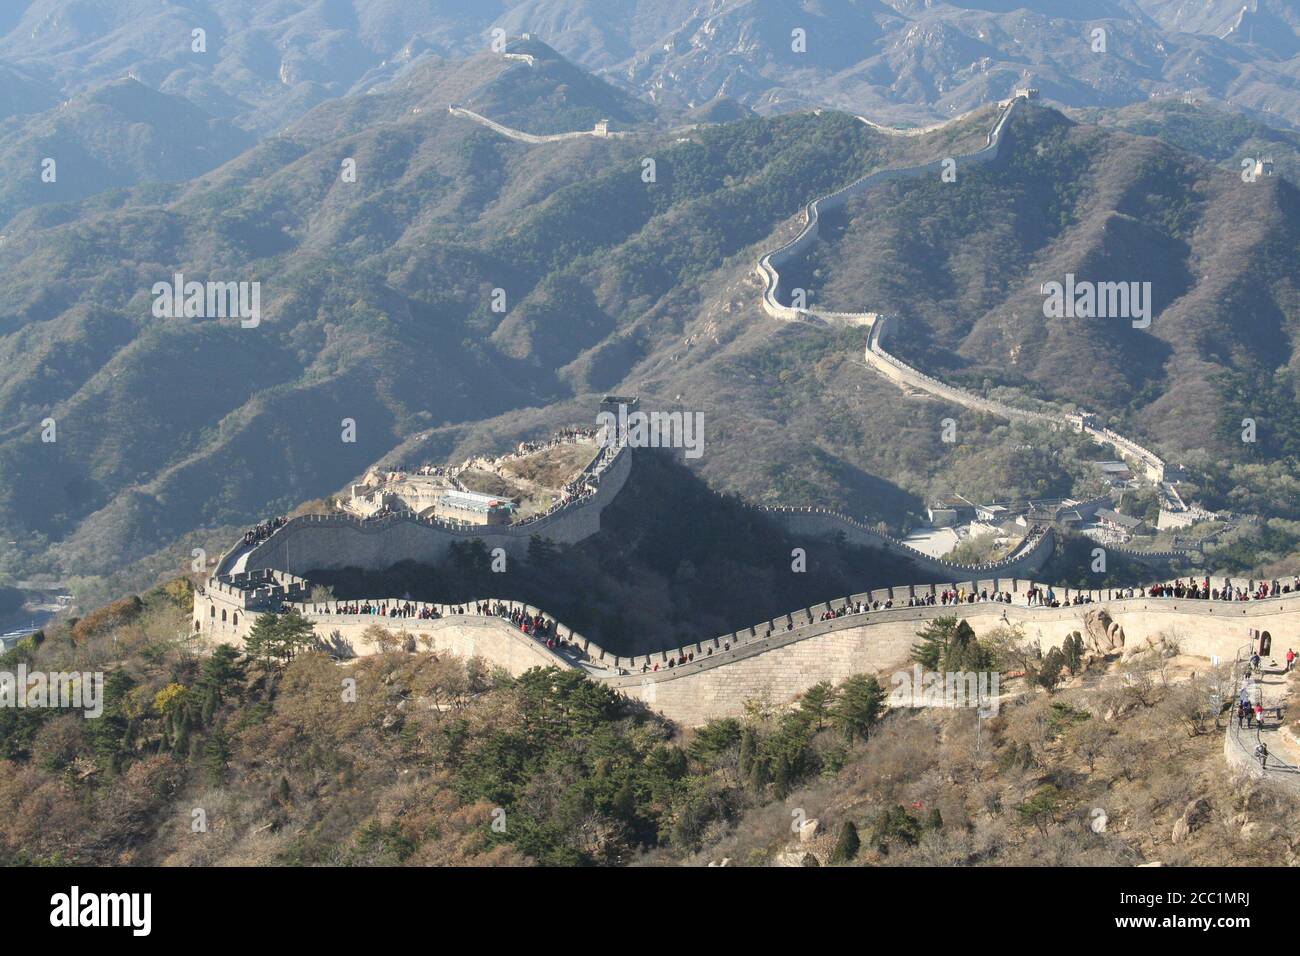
[1083,609,1123,656]
[1172,796,1212,844]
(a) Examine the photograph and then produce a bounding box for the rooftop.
[440,489,517,514]
[1096,508,1144,529]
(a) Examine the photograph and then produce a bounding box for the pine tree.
[830,820,860,863]
[243,613,281,670]
[203,727,231,785]
[834,674,886,743]
[277,610,317,663]
[911,616,960,669]
[797,681,836,731]
[738,727,756,778]
[198,644,244,701]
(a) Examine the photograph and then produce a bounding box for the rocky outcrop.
[1171,796,1212,844]
[1082,608,1126,657]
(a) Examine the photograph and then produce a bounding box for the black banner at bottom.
[3,865,1277,942]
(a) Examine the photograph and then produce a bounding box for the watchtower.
[598,395,640,447]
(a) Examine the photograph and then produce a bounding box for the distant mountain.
[790,101,1300,465]
[0,39,1297,597]
[3,0,1299,137]
[0,42,956,586]
[611,0,1300,126]
[1073,97,1300,174]
[0,63,58,120]
[459,37,659,134]
[0,77,255,226]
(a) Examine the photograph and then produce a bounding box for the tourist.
[1287,648,1295,672]
[1255,742,1269,770]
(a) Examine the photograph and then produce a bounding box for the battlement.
[195,565,1300,725]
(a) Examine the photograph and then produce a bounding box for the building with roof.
[928,494,976,527]
[1096,508,1148,535]
[437,489,517,526]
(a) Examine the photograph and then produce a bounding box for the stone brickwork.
[611,591,1300,725]
[195,555,1300,727]
[235,444,631,577]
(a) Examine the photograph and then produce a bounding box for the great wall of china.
[753,91,1184,516]
[186,77,1290,773]
[447,105,628,143]
[195,562,1300,745]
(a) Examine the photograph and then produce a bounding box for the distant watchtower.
[1255,156,1275,178]
[594,118,611,137]
[1015,87,1040,100]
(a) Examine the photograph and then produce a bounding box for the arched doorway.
[1260,631,1272,656]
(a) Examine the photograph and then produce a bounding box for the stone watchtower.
[598,395,640,448]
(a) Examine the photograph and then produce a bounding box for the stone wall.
[306,612,573,674]
[194,563,1300,726]
[867,316,1169,484]
[756,95,1023,323]
[762,505,1058,580]
[448,106,628,144]
[238,445,631,576]
[611,593,1300,725]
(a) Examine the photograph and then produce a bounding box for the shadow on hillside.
[307,450,945,655]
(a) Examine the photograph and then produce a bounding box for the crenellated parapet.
[750,502,1057,579]
[196,570,1300,725]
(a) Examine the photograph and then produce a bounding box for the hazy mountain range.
[1,5,1298,598]
[2,1,1297,131]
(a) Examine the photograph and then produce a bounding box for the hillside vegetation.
[3,581,1294,867]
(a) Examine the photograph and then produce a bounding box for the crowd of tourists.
[1140,577,1300,601]
[242,515,287,546]
[308,598,584,655]
[316,599,443,620]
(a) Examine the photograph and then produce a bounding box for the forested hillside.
[2,42,1299,601]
